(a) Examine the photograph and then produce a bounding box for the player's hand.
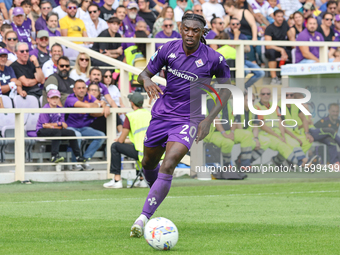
[306,133,314,143]
[144,80,163,100]
[195,119,211,143]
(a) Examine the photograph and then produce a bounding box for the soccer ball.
[144,217,179,250]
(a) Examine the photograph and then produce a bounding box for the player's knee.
[142,157,158,170]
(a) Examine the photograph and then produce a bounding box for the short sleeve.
[64,96,77,107]
[8,66,16,79]
[147,42,169,75]
[264,25,273,37]
[210,52,230,84]
[59,17,67,30]
[123,116,131,130]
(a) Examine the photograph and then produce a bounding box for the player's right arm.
[138,43,170,100]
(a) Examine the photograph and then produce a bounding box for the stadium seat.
[0,96,15,162]
[39,96,43,108]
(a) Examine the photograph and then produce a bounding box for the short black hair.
[66,0,78,8]
[107,16,121,24]
[39,0,52,8]
[21,0,32,7]
[306,16,317,22]
[89,67,101,75]
[1,24,12,32]
[327,0,337,7]
[322,12,333,19]
[274,9,284,16]
[57,56,70,65]
[75,79,86,87]
[88,3,99,10]
[182,13,208,44]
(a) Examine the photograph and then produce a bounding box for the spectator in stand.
[331,48,340,62]
[138,0,158,33]
[316,12,335,41]
[30,0,41,22]
[280,0,302,19]
[86,3,109,38]
[87,82,121,134]
[0,24,13,48]
[116,5,126,35]
[35,0,52,32]
[302,3,317,26]
[76,0,91,21]
[319,0,337,19]
[92,17,123,64]
[152,6,179,36]
[224,0,260,65]
[267,0,280,24]
[0,48,25,98]
[42,43,63,79]
[264,10,290,85]
[102,69,125,109]
[29,30,50,66]
[11,7,34,51]
[228,18,265,89]
[334,14,340,38]
[46,12,61,37]
[155,18,181,49]
[21,0,36,36]
[43,56,75,106]
[86,67,118,108]
[0,86,3,108]
[64,79,108,170]
[100,0,116,21]
[60,0,89,61]
[11,42,45,99]
[53,0,67,20]
[70,52,91,82]
[174,0,188,27]
[4,31,18,65]
[36,89,87,164]
[247,0,274,27]
[295,16,324,63]
[205,14,224,42]
[122,2,149,36]
[202,0,225,23]
[287,11,305,41]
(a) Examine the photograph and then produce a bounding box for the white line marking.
[0,190,338,205]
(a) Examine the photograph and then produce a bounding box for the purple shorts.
[144,118,200,150]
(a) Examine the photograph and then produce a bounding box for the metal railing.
[0,107,130,181]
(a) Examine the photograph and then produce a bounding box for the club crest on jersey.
[168,53,176,59]
[195,59,204,68]
[219,56,223,64]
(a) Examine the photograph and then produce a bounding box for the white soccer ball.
[144,217,179,250]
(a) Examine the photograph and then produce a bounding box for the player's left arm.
[196,54,232,142]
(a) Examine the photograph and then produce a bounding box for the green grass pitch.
[1,177,340,254]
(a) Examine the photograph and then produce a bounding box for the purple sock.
[143,164,160,187]
[142,173,173,219]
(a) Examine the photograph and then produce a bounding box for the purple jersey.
[0,66,16,96]
[35,16,47,32]
[295,29,324,63]
[36,104,65,134]
[85,81,109,96]
[155,30,181,50]
[147,40,230,122]
[122,15,150,36]
[205,30,217,40]
[0,84,2,96]
[64,93,97,128]
[11,22,33,51]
